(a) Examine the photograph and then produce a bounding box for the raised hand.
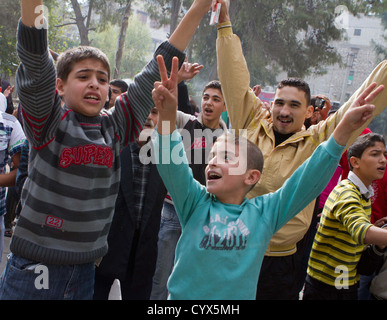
[152,55,179,113]
[3,86,15,99]
[153,55,180,135]
[333,82,384,146]
[344,82,384,130]
[177,58,204,83]
[216,0,231,24]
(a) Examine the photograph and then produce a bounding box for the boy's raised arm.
[169,0,215,52]
[21,0,42,27]
[18,0,59,148]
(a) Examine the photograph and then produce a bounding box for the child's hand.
[344,82,384,130]
[177,58,204,83]
[333,82,384,146]
[153,55,180,135]
[152,55,179,114]
[3,86,15,99]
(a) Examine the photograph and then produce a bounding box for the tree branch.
[55,22,77,27]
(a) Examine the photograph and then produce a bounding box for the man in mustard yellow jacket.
[215,0,387,299]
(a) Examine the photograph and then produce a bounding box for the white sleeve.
[9,119,26,153]
[0,93,6,113]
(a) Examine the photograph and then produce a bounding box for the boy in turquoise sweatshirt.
[151,55,384,300]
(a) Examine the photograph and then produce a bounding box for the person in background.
[304,133,387,300]
[108,79,128,109]
[93,107,167,300]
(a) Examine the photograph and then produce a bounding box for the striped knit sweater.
[11,20,185,265]
[307,179,373,287]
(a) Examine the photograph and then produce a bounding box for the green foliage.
[90,16,153,78]
[0,0,20,76]
[146,0,383,89]
[46,4,78,53]
[90,0,131,32]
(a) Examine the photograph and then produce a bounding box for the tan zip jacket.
[217,23,387,256]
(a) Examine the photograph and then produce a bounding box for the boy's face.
[205,138,259,204]
[56,58,109,117]
[272,86,313,135]
[201,88,226,128]
[351,141,387,187]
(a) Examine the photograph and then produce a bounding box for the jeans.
[358,274,374,300]
[150,202,181,300]
[0,253,95,300]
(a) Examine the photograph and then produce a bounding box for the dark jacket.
[95,142,167,299]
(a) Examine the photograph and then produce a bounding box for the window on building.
[354,29,362,36]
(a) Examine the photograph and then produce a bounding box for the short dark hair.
[347,133,386,170]
[277,78,311,106]
[56,46,111,82]
[203,80,222,95]
[215,133,264,173]
[110,79,128,93]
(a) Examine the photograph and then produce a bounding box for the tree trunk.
[70,0,90,46]
[114,0,132,79]
[169,0,182,35]
[85,0,94,30]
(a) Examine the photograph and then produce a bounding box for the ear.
[349,156,360,169]
[245,169,261,187]
[56,78,66,97]
[305,104,314,119]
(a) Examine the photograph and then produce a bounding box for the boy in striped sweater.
[304,133,387,300]
[0,0,213,300]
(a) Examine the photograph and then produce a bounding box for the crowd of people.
[0,0,386,300]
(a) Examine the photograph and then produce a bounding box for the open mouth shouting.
[84,93,101,104]
[207,170,222,182]
[377,166,386,174]
[203,107,214,116]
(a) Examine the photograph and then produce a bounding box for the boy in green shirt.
[151,55,384,299]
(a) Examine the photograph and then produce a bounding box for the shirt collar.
[348,171,374,199]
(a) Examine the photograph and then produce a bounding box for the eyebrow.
[274,98,302,106]
[76,68,108,77]
[203,93,222,100]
